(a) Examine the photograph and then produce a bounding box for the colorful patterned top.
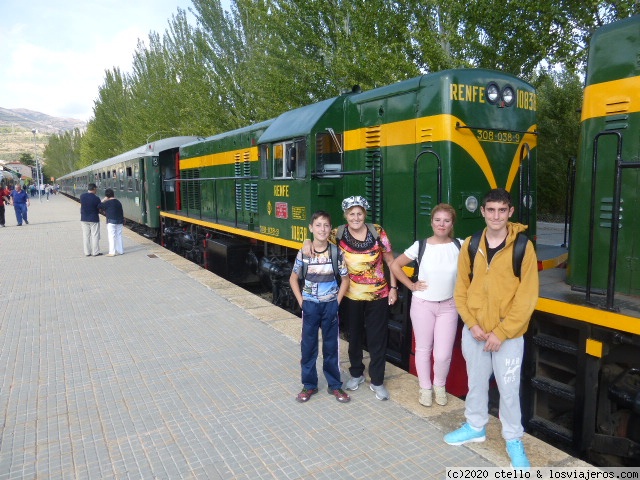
[292,247,347,303]
[330,224,392,301]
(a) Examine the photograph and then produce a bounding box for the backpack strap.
[467,230,483,281]
[300,253,309,282]
[412,239,427,281]
[329,243,342,284]
[452,238,461,250]
[336,224,345,242]
[512,232,528,279]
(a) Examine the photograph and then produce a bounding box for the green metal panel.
[568,15,640,296]
[586,15,640,86]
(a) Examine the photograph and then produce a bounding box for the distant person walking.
[80,183,102,256]
[0,185,10,227]
[9,184,30,226]
[98,188,124,257]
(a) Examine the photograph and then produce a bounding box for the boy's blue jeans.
[300,299,342,391]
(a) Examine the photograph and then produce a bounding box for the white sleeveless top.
[403,240,461,301]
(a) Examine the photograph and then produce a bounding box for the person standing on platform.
[98,188,124,257]
[290,210,350,403]
[304,196,398,400]
[80,183,102,256]
[390,203,460,408]
[9,184,30,226]
[443,188,538,469]
[0,184,10,227]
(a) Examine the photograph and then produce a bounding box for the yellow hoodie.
[454,222,539,342]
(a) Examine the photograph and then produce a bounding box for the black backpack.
[299,243,342,286]
[467,230,528,280]
[412,238,461,281]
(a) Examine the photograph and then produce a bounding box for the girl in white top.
[390,203,460,407]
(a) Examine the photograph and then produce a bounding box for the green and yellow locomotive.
[526,15,640,466]
[162,68,538,369]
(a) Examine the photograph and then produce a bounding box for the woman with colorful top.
[302,196,397,400]
[390,203,460,407]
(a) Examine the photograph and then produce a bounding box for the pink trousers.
[410,297,458,389]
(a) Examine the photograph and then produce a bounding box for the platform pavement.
[0,195,588,479]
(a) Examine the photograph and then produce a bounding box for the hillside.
[0,107,87,162]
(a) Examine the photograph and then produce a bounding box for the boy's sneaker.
[506,439,530,469]
[443,423,486,445]
[370,383,390,400]
[328,388,350,403]
[296,387,318,403]
[345,375,365,391]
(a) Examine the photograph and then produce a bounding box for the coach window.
[126,166,133,191]
[315,130,343,174]
[134,165,139,192]
[119,168,124,190]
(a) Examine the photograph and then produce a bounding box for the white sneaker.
[370,383,390,400]
[345,375,365,391]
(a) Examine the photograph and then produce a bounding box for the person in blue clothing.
[290,210,350,403]
[9,184,30,226]
[80,183,102,256]
[98,188,124,257]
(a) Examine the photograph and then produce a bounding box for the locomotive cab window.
[260,144,270,179]
[315,131,343,174]
[273,139,306,179]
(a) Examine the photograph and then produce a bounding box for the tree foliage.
[81,68,130,166]
[43,129,83,180]
[534,70,583,217]
[19,153,35,166]
[69,0,639,214]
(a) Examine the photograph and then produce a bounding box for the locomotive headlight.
[486,83,500,104]
[465,195,478,213]
[502,85,515,107]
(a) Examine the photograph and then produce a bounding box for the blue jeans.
[14,204,28,224]
[300,300,341,390]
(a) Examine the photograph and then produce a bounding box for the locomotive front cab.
[256,96,350,248]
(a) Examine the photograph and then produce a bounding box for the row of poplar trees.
[44,0,639,215]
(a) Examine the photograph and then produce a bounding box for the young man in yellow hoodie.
[443,188,538,469]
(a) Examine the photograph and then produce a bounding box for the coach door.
[139,159,148,225]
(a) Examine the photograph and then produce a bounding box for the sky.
[0,0,229,123]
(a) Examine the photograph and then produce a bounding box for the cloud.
[0,0,195,122]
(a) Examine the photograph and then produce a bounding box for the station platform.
[0,195,588,478]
